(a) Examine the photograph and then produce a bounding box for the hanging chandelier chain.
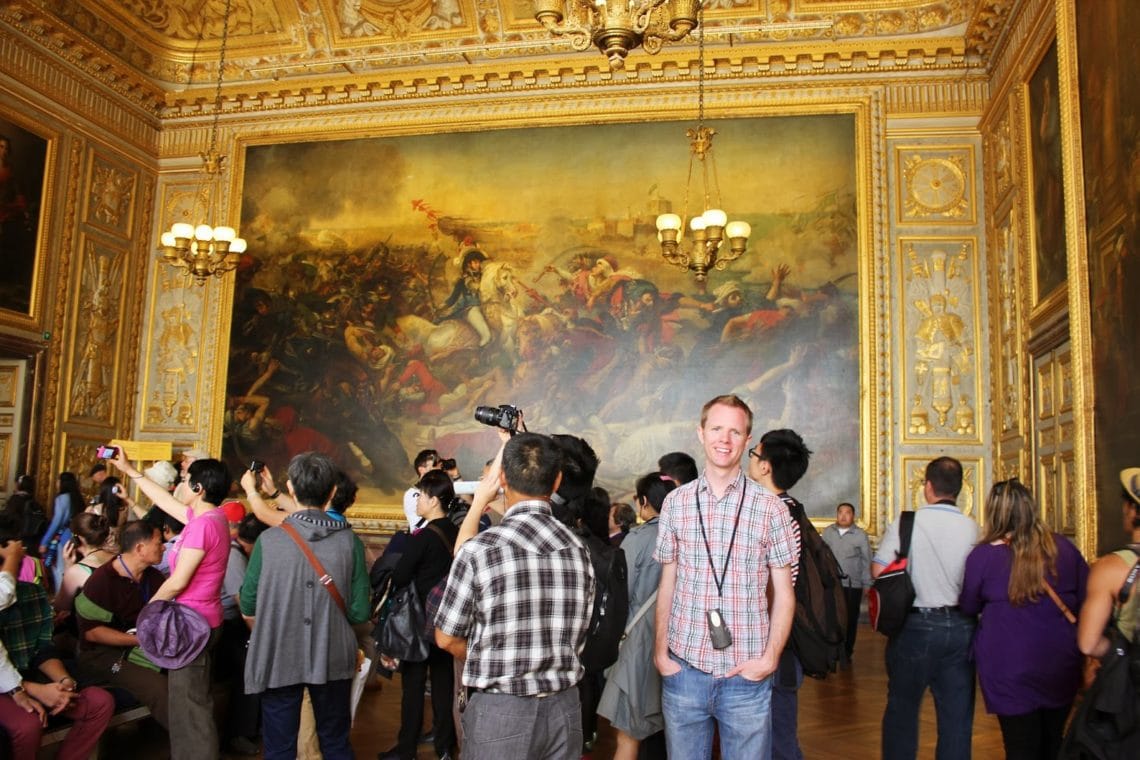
[696,0,705,128]
[205,0,234,165]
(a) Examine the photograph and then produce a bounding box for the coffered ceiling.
[3,0,1018,113]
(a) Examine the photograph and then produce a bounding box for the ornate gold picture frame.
[0,112,54,329]
[224,112,869,525]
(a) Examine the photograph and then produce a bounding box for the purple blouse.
[959,534,1089,715]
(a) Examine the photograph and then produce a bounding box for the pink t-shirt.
[167,507,230,628]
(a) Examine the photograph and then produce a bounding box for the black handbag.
[867,511,916,637]
[375,583,430,664]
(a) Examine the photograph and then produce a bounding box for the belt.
[909,605,961,613]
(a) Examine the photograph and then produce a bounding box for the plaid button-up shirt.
[654,471,798,676]
[435,500,595,696]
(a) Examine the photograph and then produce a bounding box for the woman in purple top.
[960,479,1089,760]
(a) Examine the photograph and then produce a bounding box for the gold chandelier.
[534,0,701,70]
[158,0,247,285]
[654,6,749,291]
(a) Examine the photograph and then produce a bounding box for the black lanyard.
[696,478,748,598]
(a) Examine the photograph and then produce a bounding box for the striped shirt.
[435,500,595,696]
[654,471,799,676]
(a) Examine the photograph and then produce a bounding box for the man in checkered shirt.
[653,394,800,758]
[435,432,595,760]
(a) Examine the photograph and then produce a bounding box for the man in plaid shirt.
[435,432,595,760]
[653,394,799,758]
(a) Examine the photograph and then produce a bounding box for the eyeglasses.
[748,446,762,461]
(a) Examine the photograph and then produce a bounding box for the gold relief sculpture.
[993,218,1021,436]
[114,0,283,39]
[906,457,978,516]
[145,391,164,426]
[906,243,976,435]
[999,454,1021,481]
[141,261,204,432]
[1036,360,1054,419]
[953,394,975,436]
[0,367,15,405]
[908,394,931,436]
[70,241,125,421]
[901,153,971,221]
[88,162,135,232]
[986,107,1014,201]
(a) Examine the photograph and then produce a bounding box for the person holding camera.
[434,432,595,760]
[109,448,231,760]
[52,513,114,634]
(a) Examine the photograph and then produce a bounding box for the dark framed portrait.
[0,116,49,317]
[1026,39,1068,306]
[226,113,863,518]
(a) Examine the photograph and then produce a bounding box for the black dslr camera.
[474,404,523,435]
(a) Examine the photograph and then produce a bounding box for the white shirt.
[403,487,419,531]
[873,502,978,608]
[0,570,22,693]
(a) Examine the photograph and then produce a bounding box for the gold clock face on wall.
[907,157,967,214]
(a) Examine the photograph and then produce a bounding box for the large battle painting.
[226,114,861,517]
[1075,0,1140,548]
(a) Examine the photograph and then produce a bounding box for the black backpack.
[781,494,848,679]
[1062,547,1140,759]
[579,536,629,673]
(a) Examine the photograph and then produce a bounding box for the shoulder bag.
[867,510,916,637]
[280,520,346,615]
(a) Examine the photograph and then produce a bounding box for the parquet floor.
[346,622,1004,759]
[101,622,1004,758]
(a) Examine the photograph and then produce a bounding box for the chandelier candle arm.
[651,1,749,291]
[156,0,247,285]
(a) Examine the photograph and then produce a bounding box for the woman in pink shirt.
[110,449,230,760]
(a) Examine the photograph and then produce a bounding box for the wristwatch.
[4,683,24,696]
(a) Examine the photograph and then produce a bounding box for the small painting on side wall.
[0,117,48,316]
[1027,40,1067,306]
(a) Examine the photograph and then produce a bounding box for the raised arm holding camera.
[108,446,231,760]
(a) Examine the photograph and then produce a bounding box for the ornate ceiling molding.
[5,1,1008,117]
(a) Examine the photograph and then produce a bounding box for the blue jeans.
[261,680,353,760]
[881,608,976,760]
[771,650,803,760]
[661,653,774,759]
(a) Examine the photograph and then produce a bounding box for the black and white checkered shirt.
[434,499,595,696]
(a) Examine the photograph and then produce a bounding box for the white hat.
[1121,468,1140,505]
[144,460,179,490]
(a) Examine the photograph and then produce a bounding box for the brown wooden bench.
[38,704,151,757]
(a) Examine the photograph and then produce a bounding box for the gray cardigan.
[241,509,367,693]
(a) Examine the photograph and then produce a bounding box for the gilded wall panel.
[899,454,983,521]
[899,236,982,444]
[60,432,114,492]
[990,203,1025,440]
[138,254,209,434]
[64,234,129,425]
[83,152,139,238]
[895,146,976,224]
[983,104,1014,207]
